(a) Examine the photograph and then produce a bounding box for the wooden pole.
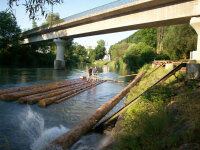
[51,71,147,149]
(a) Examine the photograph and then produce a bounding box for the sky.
[0,0,136,48]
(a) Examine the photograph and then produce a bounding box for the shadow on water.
[0,65,134,150]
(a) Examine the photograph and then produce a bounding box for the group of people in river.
[88,66,98,79]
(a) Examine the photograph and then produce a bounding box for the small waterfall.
[17,106,68,150]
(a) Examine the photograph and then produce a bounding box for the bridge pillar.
[54,38,66,70]
[190,17,200,62]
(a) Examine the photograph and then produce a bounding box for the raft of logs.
[0,78,106,107]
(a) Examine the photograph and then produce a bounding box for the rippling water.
[0,66,132,150]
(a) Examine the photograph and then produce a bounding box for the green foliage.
[115,65,199,150]
[32,20,37,28]
[88,49,96,62]
[97,39,105,47]
[73,44,87,62]
[162,24,197,60]
[116,102,172,150]
[0,44,55,67]
[0,11,21,39]
[94,45,106,60]
[123,42,156,71]
[120,28,157,48]
[8,0,63,20]
[109,24,196,72]
[142,85,175,103]
[0,11,21,52]
[109,28,158,72]
[88,40,106,62]
[0,11,56,67]
[109,42,130,61]
[42,13,62,26]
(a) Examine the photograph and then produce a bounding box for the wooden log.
[38,81,101,107]
[1,79,84,101]
[55,80,105,104]
[0,79,77,96]
[50,71,147,149]
[18,80,88,104]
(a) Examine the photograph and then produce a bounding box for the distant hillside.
[109,24,197,72]
[119,28,157,48]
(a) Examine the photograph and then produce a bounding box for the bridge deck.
[23,0,177,37]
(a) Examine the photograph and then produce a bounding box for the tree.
[0,11,21,39]
[109,42,130,61]
[123,42,156,71]
[97,40,105,48]
[8,0,63,20]
[162,24,197,60]
[32,20,37,28]
[0,11,21,51]
[120,28,157,48]
[41,13,63,26]
[74,44,87,62]
[94,40,106,60]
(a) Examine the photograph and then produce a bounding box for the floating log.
[1,79,84,101]
[0,79,77,96]
[118,73,138,78]
[18,80,88,104]
[55,80,105,104]
[38,80,103,107]
[50,71,147,149]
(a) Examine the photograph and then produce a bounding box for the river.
[0,66,132,150]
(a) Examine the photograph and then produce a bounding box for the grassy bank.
[111,64,200,150]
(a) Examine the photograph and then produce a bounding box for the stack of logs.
[0,78,106,107]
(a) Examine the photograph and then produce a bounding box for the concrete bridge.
[23,0,200,69]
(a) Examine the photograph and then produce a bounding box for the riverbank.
[106,64,200,149]
[93,60,132,76]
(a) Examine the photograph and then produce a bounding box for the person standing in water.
[93,66,98,79]
[88,67,93,79]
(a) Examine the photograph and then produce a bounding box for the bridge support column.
[54,38,66,70]
[190,17,200,62]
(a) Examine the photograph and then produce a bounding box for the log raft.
[0,78,106,107]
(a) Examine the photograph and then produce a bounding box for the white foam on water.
[17,106,68,150]
[30,125,68,150]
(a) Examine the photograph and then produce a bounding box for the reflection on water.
[0,66,134,150]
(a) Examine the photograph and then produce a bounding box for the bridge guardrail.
[23,0,139,35]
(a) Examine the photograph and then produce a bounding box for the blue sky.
[0,0,136,48]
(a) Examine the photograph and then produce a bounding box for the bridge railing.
[23,0,139,35]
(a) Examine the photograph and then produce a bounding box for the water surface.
[0,66,132,150]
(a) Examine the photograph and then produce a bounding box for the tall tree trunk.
[157,27,165,54]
